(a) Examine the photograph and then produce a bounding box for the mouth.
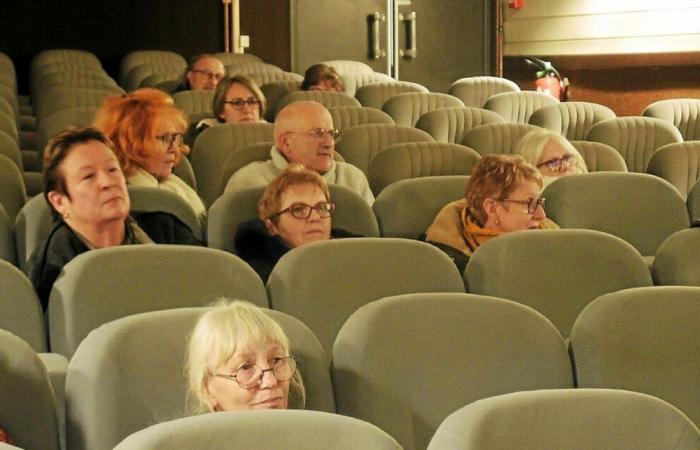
[252,397,285,409]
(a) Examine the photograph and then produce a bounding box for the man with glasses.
[224,101,374,204]
[182,54,225,91]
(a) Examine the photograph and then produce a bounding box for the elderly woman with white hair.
[515,129,587,188]
[186,299,305,413]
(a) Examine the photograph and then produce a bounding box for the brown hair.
[213,74,266,122]
[184,53,224,89]
[466,154,542,226]
[258,163,330,221]
[93,88,189,176]
[300,64,344,92]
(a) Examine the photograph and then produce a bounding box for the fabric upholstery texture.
[0,154,26,222]
[483,91,559,124]
[465,229,653,337]
[274,91,360,120]
[0,205,14,265]
[381,92,464,127]
[646,141,700,198]
[528,101,616,140]
[585,116,683,173]
[569,140,627,172]
[340,71,395,96]
[355,81,429,110]
[643,98,700,140]
[327,105,394,130]
[652,228,700,286]
[0,260,45,352]
[415,106,505,143]
[688,179,700,223]
[448,76,521,108]
[333,293,573,450]
[571,286,700,427]
[268,238,465,354]
[368,142,479,195]
[118,50,186,88]
[542,172,689,255]
[428,388,700,450]
[462,122,540,156]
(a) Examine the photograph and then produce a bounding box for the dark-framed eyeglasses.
[224,97,261,110]
[270,201,335,220]
[156,132,183,148]
[536,154,577,172]
[287,128,343,142]
[498,197,546,214]
[189,69,225,82]
[212,356,297,390]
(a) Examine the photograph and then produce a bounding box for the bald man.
[224,101,374,204]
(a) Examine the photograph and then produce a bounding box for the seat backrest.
[462,122,540,156]
[172,89,215,117]
[373,175,469,238]
[428,388,700,450]
[333,293,573,450]
[212,51,263,65]
[340,71,395,96]
[0,330,60,450]
[139,71,182,91]
[646,141,700,198]
[37,106,98,154]
[415,106,505,143]
[381,92,465,127]
[260,80,301,121]
[208,184,379,254]
[268,238,465,354]
[368,142,479,195]
[0,205,14,265]
[48,245,268,358]
[543,172,689,255]
[0,154,26,223]
[688,179,700,224]
[35,87,116,122]
[483,91,559,124]
[128,186,204,241]
[448,76,521,108]
[529,101,616,140]
[327,105,394,130]
[652,228,700,286]
[0,260,45,352]
[465,229,653,337]
[0,111,18,143]
[125,61,186,92]
[571,286,700,427]
[190,122,274,206]
[119,50,186,88]
[67,307,336,450]
[354,80,429,109]
[585,116,683,173]
[225,61,283,76]
[319,60,375,75]
[0,130,22,170]
[274,91,360,120]
[335,123,434,174]
[643,98,700,141]
[219,141,275,191]
[31,49,101,73]
[569,140,628,172]
[114,410,401,450]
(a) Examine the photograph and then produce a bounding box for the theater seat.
[274,91,360,120]
[354,80,428,110]
[462,122,540,157]
[569,140,627,172]
[528,101,616,140]
[652,228,700,287]
[415,106,505,144]
[381,92,464,127]
[643,98,700,141]
[327,105,394,130]
[0,154,26,222]
[0,260,45,351]
[646,141,700,198]
[448,76,520,108]
[483,91,558,124]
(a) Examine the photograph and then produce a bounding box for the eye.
[82,173,95,180]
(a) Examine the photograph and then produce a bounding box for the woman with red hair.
[94,88,206,220]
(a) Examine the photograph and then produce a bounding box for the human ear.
[277,133,293,158]
[203,378,221,412]
[47,191,68,217]
[482,198,500,223]
[264,218,279,236]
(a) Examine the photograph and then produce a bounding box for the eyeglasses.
[156,132,183,148]
[270,201,335,220]
[189,69,225,82]
[287,128,343,142]
[213,356,296,390]
[498,197,546,214]
[224,97,261,110]
[536,154,577,172]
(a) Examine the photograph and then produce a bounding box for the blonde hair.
[186,299,305,413]
[258,163,330,221]
[466,154,542,226]
[515,129,588,174]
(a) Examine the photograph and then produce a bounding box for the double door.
[291,0,491,92]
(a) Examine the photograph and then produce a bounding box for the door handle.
[369,11,387,59]
[399,11,417,59]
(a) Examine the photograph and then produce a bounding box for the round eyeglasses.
[213,356,297,390]
[270,201,335,220]
[536,154,577,172]
[156,132,183,148]
[286,128,343,142]
[498,197,546,214]
[189,69,225,82]
[224,97,261,110]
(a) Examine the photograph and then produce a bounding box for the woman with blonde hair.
[425,154,557,272]
[187,299,305,412]
[94,88,206,220]
[515,128,587,188]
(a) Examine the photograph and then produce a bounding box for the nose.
[97,170,116,188]
[307,208,322,222]
[259,367,279,388]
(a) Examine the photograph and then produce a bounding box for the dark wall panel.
[0,0,224,93]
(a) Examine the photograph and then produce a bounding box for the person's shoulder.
[225,160,278,193]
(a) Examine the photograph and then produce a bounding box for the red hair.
[94,88,189,176]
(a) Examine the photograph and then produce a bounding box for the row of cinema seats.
[2,283,699,449]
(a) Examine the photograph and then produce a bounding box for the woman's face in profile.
[266,183,332,248]
[536,140,579,178]
[141,126,181,181]
[488,180,546,233]
[220,82,261,124]
[49,140,130,227]
[205,342,291,411]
